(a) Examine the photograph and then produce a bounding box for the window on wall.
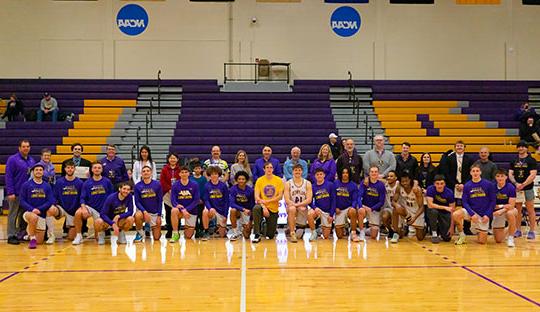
[523,0,540,4]
[389,0,434,4]
[456,0,501,4]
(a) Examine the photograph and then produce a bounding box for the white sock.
[46,216,55,236]
[30,235,36,240]
[432,231,437,237]
[138,229,144,236]
[459,231,465,236]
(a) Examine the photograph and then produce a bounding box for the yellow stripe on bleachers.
[0,164,63,174]
[56,145,103,154]
[385,129,427,136]
[68,129,112,137]
[84,99,136,107]
[381,121,422,129]
[377,115,418,121]
[83,107,125,115]
[73,121,117,129]
[374,108,453,114]
[373,101,459,108]
[428,114,469,121]
[433,121,489,129]
[396,144,519,154]
[389,136,519,145]
[438,129,509,136]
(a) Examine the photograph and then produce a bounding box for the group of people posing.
[4,134,538,249]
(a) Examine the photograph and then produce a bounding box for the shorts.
[405,205,425,228]
[462,209,489,233]
[367,209,380,226]
[211,211,227,228]
[295,207,308,226]
[516,189,534,203]
[86,206,100,220]
[183,212,198,228]
[237,211,251,226]
[148,213,159,227]
[56,205,75,227]
[335,208,350,227]
[23,211,46,231]
[311,208,332,228]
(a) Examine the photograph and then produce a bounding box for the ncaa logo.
[330,6,361,37]
[117,4,149,36]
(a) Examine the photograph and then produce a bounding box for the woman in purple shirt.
[310,144,337,183]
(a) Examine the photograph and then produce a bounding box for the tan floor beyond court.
[0,217,539,312]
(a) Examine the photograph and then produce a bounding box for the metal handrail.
[223,62,291,84]
[149,98,154,128]
[144,114,149,145]
[157,70,161,114]
[136,126,141,153]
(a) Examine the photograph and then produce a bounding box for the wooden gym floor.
[0,217,539,311]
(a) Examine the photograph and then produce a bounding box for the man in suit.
[439,141,474,205]
[61,143,92,178]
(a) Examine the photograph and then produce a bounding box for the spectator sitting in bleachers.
[519,116,540,151]
[1,93,24,121]
[37,92,59,122]
[514,102,538,123]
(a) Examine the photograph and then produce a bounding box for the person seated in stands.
[514,102,538,123]
[519,116,540,152]
[1,93,24,121]
[37,92,59,122]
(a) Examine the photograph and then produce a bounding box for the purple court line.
[0,272,20,283]
[462,266,540,308]
[248,265,458,270]
[18,267,241,274]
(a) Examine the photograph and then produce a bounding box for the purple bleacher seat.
[6,121,72,129]
[174,129,336,137]
[180,107,331,114]
[176,121,336,129]
[182,93,329,101]
[181,100,330,108]
[0,129,68,137]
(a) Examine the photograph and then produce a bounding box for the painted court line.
[0,272,20,283]
[462,266,540,308]
[19,267,240,274]
[240,238,247,312]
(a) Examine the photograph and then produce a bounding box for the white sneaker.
[118,231,127,244]
[359,231,366,241]
[45,233,56,245]
[72,233,83,245]
[507,236,515,248]
[390,233,399,244]
[98,232,106,245]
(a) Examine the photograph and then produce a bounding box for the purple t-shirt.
[171,179,200,215]
[334,180,358,209]
[495,182,516,209]
[20,179,55,215]
[312,180,336,216]
[462,179,496,218]
[100,192,134,225]
[229,184,255,212]
[359,180,386,211]
[54,177,83,215]
[134,180,163,215]
[426,185,455,207]
[204,181,230,217]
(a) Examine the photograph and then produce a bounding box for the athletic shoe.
[514,230,522,238]
[45,233,56,245]
[455,233,467,245]
[251,234,261,243]
[195,229,204,239]
[527,231,536,240]
[359,231,366,242]
[309,230,318,242]
[507,236,515,248]
[134,232,144,243]
[118,231,127,244]
[295,228,304,240]
[390,233,399,244]
[170,232,180,243]
[229,231,241,241]
[290,231,298,243]
[431,236,440,244]
[28,238,37,249]
[72,233,83,245]
[7,236,20,245]
[351,233,360,242]
[144,223,151,237]
[98,232,106,245]
[165,231,172,239]
[202,231,210,241]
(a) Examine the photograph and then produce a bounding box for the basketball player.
[229,171,255,240]
[308,168,336,241]
[453,164,496,245]
[391,170,425,243]
[204,166,230,239]
[334,167,359,241]
[134,165,164,241]
[382,170,398,238]
[284,164,313,243]
[357,166,386,241]
[53,161,83,243]
[493,169,518,247]
[94,182,135,244]
[425,175,455,243]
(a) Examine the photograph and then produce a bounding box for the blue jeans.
[37,109,58,122]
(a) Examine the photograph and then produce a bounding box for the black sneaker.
[165,231,172,239]
[7,236,20,245]
[251,234,261,243]
[195,229,204,238]
[260,220,267,236]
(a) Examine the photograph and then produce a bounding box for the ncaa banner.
[330,6,362,37]
[117,4,149,36]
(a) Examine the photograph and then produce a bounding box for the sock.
[30,235,36,240]
[46,216,55,236]
[138,229,144,236]
[459,231,465,236]
[432,231,437,237]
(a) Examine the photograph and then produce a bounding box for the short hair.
[314,168,325,175]
[470,163,482,170]
[262,144,273,150]
[64,160,76,168]
[369,165,379,172]
[41,148,51,155]
[71,143,83,152]
[166,153,179,164]
[263,161,273,169]
[385,170,396,178]
[141,165,153,172]
[292,164,304,171]
[18,139,30,147]
[433,174,446,182]
[206,166,222,176]
[117,182,132,190]
[495,169,508,176]
[374,135,384,141]
[455,140,465,146]
[402,142,411,147]
[107,144,117,149]
[234,171,250,182]
[179,165,190,172]
[399,169,413,181]
[191,161,202,169]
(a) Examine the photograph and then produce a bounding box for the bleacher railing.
[347,73,374,146]
[224,62,291,84]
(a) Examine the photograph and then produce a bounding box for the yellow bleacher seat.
[375,108,453,114]
[84,99,136,107]
[373,100,459,108]
[389,136,519,145]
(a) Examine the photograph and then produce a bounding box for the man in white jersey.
[391,170,425,243]
[284,164,313,243]
[383,170,399,238]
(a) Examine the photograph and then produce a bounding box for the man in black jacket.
[61,143,92,178]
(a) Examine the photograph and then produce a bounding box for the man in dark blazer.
[61,143,92,178]
[439,141,474,199]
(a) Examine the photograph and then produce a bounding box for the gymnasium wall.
[0,0,539,80]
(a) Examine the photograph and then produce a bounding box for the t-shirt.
[54,177,83,215]
[495,182,516,209]
[100,192,134,226]
[171,179,200,215]
[425,185,455,207]
[510,155,537,190]
[312,181,336,216]
[334,180,358,209]
[203,181,230,217]
[229,184,255,212]
[358,180,386,211]
[254,174,284,213]
[462,179,496,218]
[134,180,163,215]
[81,177,114,212]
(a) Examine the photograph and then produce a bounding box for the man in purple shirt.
[204,166,230,239]
[493,169,518,247]
[94,183,135,245]
[426,175,455,244]
[20,163,57,249]
[134,166,164,242]
[229,171,255,240]
[453,164,496,245]
[100,144,129,186]
[170,166,207,242]
[358,166,387,241]
[307,168,336,241]
[252,145,282,183]
[6,139,36,245]
[53,161,83,244]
